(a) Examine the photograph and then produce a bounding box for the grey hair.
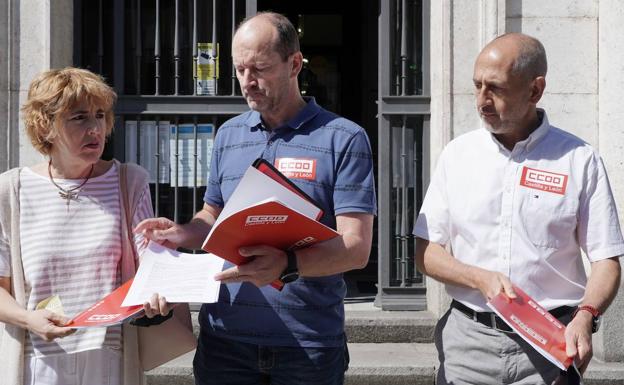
[237,12,300,61]
[494,33,548,80]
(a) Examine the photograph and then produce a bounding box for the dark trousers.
[193,329,349,385]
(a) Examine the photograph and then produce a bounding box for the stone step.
[145,343,437,385]
[189,302,438,344]
[585,360,624,385]
[344,302,436,343]
[343,343,437,385]
[145,343,624,385]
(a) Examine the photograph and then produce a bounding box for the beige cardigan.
[0,160,147,385]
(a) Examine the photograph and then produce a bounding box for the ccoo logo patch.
[275,158,317,180]
[520,166,568,195]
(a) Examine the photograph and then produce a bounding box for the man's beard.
[479,113,512,135]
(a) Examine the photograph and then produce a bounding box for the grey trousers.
[435,307,563,385]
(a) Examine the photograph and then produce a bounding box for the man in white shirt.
[413,33,623,384]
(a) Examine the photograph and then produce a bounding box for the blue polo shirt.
[200,98,376,347]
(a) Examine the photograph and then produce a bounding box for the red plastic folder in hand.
[201,159,338,290]
[487,285,572,370]
[67,279,144,328]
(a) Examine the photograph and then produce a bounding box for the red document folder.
[487,285,572,370]
[68,279,144,328]
[201,160,339,289]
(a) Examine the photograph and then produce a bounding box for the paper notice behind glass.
[125,120,138,163]
[125,120,170,184]
[196,43,219,95]
[170,124,214,187]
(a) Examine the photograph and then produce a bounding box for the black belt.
[451,300,575,333]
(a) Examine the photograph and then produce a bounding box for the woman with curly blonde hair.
[0,67,167,385]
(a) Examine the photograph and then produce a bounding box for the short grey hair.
[237,12,300,62]
[495,33,547,80]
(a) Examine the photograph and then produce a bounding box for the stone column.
[480,0,506,45]
[425,0,452,318]
[0,0,8,171]
[15,0,73,168]
[0,0,18,171]
[595,0,624,363]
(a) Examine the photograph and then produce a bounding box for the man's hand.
[564,310,593,374]
[415,239,516,302]
[134,217,184,248]
[474,270,517,302]
[134,217,191,249]
[26,309,75,342]
[135,204,220,250]
[215,245,288,287]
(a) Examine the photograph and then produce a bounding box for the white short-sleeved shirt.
[413,110,624,311]
[0,163,153,357]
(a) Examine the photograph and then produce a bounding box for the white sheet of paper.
[122,242,224,306]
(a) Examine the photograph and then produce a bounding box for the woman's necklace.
[47,160,95,206]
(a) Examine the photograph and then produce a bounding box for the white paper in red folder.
[487,285,572,370]
[216,166,323,225]
[201,165,339,289]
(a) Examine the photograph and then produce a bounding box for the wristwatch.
[573,304,601,333]
[279,249,300,284]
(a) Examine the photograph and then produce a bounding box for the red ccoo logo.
[245,215,289,226]
[275,158,317,180]
[520,167,568,195]
[86,314,121,322]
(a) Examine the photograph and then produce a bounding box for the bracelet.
[572,304,600,318]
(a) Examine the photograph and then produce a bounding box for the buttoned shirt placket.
[261,125,276,162]
[497,144,523,277]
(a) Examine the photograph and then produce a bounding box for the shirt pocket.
[520,191,578,249]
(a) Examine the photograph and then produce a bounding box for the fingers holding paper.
[26,309,76,341]
[564,311,593,374]
[143,293,174,318]
[215,245,288,287]
[475,270,517,302]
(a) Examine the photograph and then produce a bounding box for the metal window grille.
[74,0,252,224]
[376,0,430,310]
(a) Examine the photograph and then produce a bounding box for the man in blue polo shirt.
[136,11,376,385]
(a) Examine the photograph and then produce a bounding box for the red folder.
[202,160,338,289]
[487,285,572,370]
[68,279,144,328]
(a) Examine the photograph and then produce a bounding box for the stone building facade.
[1,0,622,364]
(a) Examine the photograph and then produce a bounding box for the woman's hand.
[25,309,75,341]
[142,293,175,318]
